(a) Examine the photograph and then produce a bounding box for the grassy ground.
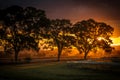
[0,62,120,80]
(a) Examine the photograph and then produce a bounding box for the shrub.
[24,56,32,63]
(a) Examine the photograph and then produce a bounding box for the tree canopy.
[0,5,49,62]
[72,19,114,59]
[0,6,114,61]
[47,19,72,61]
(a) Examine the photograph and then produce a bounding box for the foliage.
[0,6,114,61]
[72,19,114,59]
[47,19,72,61]
[0,5,49,61]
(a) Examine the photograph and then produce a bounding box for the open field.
[0,61,120,80]
[0,46,120,80]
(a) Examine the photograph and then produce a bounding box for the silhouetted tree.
[0,5,49,62]
[48,19,72,61]
[73,19,114,59]
[0,6,115,62]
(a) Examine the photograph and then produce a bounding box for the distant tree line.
[0,5,114,62]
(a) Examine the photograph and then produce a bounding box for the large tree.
[48,19,72,61]
[72,19,114,59]
[0,5,49,62]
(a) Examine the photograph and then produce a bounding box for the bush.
[24,56,32,63]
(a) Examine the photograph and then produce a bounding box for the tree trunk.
[57,42,64,62]
[14,51,19,62]
[57,47,62,61]
[84,51,88,60]
[55,39,63,61]
[4,46,7,55]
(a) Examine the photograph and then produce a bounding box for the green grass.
[0,62,120,80]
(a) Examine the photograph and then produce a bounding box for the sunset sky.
[0,0,120,37]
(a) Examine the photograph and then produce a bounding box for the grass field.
[0,61,120,80]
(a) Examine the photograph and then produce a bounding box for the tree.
[72,19,114,59]
[48,19,72,61]
[0,5,48,62]
[0,6,38,61]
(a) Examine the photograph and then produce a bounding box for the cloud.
[71,0,120,20]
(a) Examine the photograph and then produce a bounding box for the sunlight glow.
[97,37,120,46]
[110,37,120,46]
[97,37,105,41]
